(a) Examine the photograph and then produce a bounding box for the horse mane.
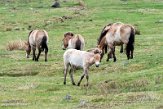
[64,32,74,37]
[28,30,34,37]
[87,48,102,54]
[97,23,113,54]
[97,23,113,45]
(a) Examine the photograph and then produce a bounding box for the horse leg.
[106,48,112,61]
[32,47,36,61]
[130,44,134,59]
[100,50,104,62]
[112,47,116,62]
[69,66,76,85]
[45,45,48,62]
[64,63,69,85]
[77,70,85,86]
[126,44,130,60]
[85,69,89,86]
[106,51,111,61]
[36,49,41,61]
[120,44,123,53]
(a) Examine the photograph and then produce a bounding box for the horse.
[26,30,49,62]
[63,48,102,86]
[103,22,135,62]
[97,23,124,61]
[62,32,85,50]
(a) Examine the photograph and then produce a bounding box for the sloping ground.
[0,0,163,108]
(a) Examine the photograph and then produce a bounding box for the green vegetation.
[0,0,163,108]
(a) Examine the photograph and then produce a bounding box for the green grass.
[0,0,163,108]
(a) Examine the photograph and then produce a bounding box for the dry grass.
[6,40,27,51]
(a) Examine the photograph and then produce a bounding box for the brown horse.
[97,23,123,61]
[62,32,85,50]
[97,22,136,62]
[26,30,48,62]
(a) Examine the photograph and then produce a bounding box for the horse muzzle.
[95,62,100,67]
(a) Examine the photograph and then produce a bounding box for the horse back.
[28,30,48,47]
[119,25,134,44]
[68,34,84,50]
[64,49,85,67]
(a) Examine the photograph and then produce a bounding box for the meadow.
[0,0,163,108]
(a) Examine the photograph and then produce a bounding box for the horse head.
[87,48,102,67]
[62,32,74,50]
[24,41,31,58]
[93,48,102,67]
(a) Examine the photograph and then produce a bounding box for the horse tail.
[75,35,81,50]
[126,27,135,59]
[41,36,48,52]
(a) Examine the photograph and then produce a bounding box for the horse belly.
[114,29,122,42]
[70,55,83,67]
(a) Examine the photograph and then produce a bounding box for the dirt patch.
[126,92,160,103]
[98,80,121,94]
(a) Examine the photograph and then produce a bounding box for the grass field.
[0,0,163,109]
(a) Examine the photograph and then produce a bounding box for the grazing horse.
[103,22,135,62]
[63,48,102,86]
[62,32,85,50]
[26,30,48,62]
[97,23,124,61]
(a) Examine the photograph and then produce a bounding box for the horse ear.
[71,33,74,36]
[94,48,102,54]
[94,49,99,54]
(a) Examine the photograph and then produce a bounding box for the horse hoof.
[72,83,76,85]
[77,83,80,86]
[64,82,66,85]
[84,84,89,87]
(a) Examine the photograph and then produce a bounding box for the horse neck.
[87,53,96,66]
[67,38,74,49]
[98,37,106,49]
